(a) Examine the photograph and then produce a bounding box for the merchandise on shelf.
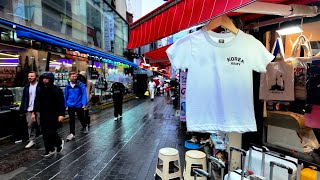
[53,72,69,87]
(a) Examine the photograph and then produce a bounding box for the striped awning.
[144,44,171,63]
[127,0,256,49]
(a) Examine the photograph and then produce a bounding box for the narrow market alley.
[0,96,186,180]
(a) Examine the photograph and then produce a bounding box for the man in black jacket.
[20,71,41,148]
[34,72,65,158]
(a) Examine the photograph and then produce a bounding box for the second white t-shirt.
[166,29,274,133]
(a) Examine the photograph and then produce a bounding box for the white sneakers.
[114,116,122,121]
[42,150,56,158]
[25,140,35,149]
[15,140,22,144]
[66,133,75,141]
[42,140,64,158]
[82,126,89,134]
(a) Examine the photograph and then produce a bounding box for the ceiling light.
[0,64,18,67]
[276,26,303,36]
[0,63,19,65]
[0,53,19,58]
[0,58,19,60]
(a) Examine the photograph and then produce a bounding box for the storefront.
[0,15,136,139]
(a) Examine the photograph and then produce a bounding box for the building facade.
[0,0,129,56]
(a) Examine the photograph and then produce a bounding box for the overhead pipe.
[234,2,318,17]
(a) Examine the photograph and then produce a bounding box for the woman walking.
[111,82,125,121]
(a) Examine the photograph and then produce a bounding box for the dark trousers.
[84,109,90,125]
[113,96,123,117]
[13,113,28,141]
[40,112,62,153]
[68,107,85,135]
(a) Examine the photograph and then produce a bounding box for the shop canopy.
[127,0,256,49]
[0,18,138,68]
[144,44,171,63]
[128,0,319,49]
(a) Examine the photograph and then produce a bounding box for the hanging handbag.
[287,35,313,100]
[95,77,108,90]
[259,38,295,101]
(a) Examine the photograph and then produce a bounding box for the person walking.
[111,82,125,121]
[20,71,41,149]
[64,72,87,141]
[78,71,94,131]
[148,78,156,101]
[34,72,64,158]
[164,82,170,97]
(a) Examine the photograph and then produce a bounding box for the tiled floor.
[0,96,187,180]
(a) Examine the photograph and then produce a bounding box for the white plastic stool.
[155,147,182,180]
[183,150,207,180]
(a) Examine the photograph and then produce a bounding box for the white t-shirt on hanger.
[166,29,274,133]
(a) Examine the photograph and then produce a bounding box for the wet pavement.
[0,96,187,180]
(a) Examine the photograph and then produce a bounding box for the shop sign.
[133,68,153,76]
[103,11,114,52]
[180,70,187,122]
[102,58,130,68]
[66,49,88,62]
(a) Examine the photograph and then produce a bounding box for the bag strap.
[290,35,312,58]
[271,38,285,61]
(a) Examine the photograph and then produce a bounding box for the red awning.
[144,44,171,63]
[127,0,256,49]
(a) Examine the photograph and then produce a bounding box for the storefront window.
[0,27,14,42]
[87,1,102,48]
[114,13,128,56]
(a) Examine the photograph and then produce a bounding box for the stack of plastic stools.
[184,150,207,180]
[155,147,182,180]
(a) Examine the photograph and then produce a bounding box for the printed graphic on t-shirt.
[227,57,245,66]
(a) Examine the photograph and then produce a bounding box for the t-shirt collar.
[201,28,242,47]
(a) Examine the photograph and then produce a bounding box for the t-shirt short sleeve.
[166,36,192,70]
[250,38,275,73]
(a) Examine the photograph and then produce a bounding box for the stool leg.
[155,158,159,178]
[163,159,169,180]
[178,158,182,179]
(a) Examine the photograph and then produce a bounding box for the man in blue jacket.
[64,72,87,141]
[20,71,41,148]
